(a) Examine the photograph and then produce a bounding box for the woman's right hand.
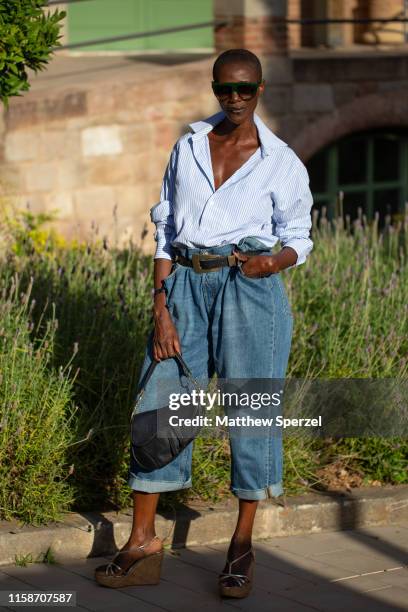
[152,293,181,361]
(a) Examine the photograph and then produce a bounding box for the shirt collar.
[188,110,287,157]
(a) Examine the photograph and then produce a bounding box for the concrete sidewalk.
[0,523,407,611]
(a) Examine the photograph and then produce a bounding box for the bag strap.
[131,352,201,419]
[174,351,201,389]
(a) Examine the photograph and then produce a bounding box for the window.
[307,130,408,224]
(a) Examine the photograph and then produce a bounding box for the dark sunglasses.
[211,80,262,100]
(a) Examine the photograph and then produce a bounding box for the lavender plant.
[0,274,77,524]
[0,205,406,522]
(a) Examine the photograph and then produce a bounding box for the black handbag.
[130,352,205,471]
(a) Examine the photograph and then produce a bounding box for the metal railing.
[48,0,96,5]
[286,18,408,24]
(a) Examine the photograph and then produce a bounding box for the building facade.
[1,0,407,250]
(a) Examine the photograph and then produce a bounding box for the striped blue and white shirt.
[150,110,313,266]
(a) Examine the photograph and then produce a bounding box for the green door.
[68,0,214,51]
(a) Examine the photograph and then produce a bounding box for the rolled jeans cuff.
[128,474,192,493]
[231,481,284,501]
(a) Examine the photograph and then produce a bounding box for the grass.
[14,553,34,567]
[14,547,56,567]
[40,547,57,564]
[0,204,407,523]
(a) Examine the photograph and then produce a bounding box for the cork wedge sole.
[218,548,254,599]
[219,582,252,599]
[218,570,253,599]
[95,550,164,589]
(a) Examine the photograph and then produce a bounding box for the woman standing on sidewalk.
[95,48,313,599]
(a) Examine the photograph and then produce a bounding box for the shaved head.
[213,49,262,82]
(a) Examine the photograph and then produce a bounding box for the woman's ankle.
[228,535,252,556]
[231,533,252,546]
[127,531,160,548]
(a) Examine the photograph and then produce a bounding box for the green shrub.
[0,0,65,106]
[335,438,408,485]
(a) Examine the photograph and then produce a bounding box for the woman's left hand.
[233,250,280,278]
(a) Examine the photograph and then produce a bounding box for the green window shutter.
[68,0,213,51]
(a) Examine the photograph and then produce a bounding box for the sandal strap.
[105,561,123,576]
[219,572,250,587]
[105,536,162,576]
[219,546,253,587]
[125,535,162,553]
[225,547,253,573]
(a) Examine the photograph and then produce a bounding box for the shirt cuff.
[153,240,173,260]
[150,200,175,260]
[281,238,313,268]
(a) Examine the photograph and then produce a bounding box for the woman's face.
[213,61,265,125]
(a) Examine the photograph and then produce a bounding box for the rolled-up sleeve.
[272,153,313,267]
[150,143,178,260]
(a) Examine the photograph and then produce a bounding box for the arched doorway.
[307,128,408,223]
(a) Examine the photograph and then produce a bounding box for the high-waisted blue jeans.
[128,238,293,500]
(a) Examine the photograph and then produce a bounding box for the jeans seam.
[264,290,275,494]
[274,274,292,318]
[179,443,191,482]
[201,274,211,318]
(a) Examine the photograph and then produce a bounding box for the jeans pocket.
[163,262,180,284]
[162,263,181,307]
[237,263,268,282]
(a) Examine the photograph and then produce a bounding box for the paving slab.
[0,563,163,611]
[254,545,355,580]
[255,525,408,570]
[359,585,408,610]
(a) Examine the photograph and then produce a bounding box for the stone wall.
[0,60,218,251]
[1,48,408,254]
[283,53,408,159]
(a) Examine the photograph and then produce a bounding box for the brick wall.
[361,0,406,44]
[214,0,288,55]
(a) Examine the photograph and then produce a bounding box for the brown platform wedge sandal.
[218,547,254,599]
[95,535,163,588]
